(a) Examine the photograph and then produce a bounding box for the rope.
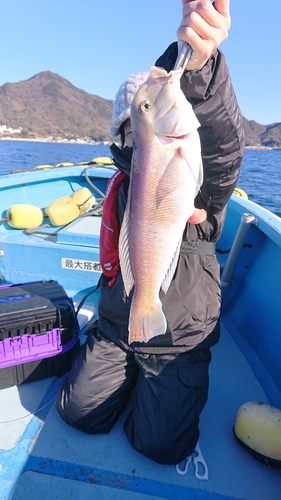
[75,193,95,210]
[25,223,59,236]
[84,165,107,198]
[0,216,10,223]
[0,164,108,233]
[24,198,105,236]
[0,394,57,424]
[0,280,101,425]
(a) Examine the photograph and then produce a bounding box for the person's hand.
[188,208,207,224]
[177,0,231,70]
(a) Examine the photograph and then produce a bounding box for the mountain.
[0,71,280,147]
[0,71,112,141]
[243,119,281,148]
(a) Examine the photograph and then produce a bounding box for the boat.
[0,159,280,500]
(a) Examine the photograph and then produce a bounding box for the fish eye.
[139,100,151,113]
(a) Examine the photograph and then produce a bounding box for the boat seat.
[56,215,101,247]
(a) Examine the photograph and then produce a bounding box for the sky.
[0,0,280,125]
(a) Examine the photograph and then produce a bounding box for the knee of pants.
[144,431,199,465]
[56,386,116,434]
[56,381,87,430]
[55,330,132,434]
[124,412,199,465]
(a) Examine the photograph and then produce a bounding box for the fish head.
[130,66,200,145]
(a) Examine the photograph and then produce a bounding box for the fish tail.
[128,298,167,344]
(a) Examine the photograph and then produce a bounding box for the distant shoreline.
[245,146,281,150]
[1,138,279,150]
[0,137,110,146]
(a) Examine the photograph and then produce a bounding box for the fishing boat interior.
[0,160,280,500]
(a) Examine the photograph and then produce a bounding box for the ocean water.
[238,149,281,218]
[0,140,280,217]
[0,140,111,175]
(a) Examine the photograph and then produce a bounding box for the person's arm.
[183,48,244,213]
[156,0,244,218]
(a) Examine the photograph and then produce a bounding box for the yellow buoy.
[71,188,95,213]
[6,204,44,229]
[234,401,281,467]
[33,165,54,170]
[45,196,80,226]
[55,162,75,168]
[233,187,248,199]
[91,156,114,165]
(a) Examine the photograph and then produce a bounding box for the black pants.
[56,328,211,465]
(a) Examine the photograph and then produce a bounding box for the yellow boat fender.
[55,162,75,168]
[33,165,54,170]
[91,156,114,165]
[45,196,80,226]
[233,401,281,468]
[6,204,44,229]
[71,188,96,213]
[233,187,248,199]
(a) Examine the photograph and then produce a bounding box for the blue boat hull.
[0,164,280,500]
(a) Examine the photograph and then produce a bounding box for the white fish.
[119,66,203,344]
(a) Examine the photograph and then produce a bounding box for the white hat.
[109,71,149,140]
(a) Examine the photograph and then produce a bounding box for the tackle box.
[0,280,79,389]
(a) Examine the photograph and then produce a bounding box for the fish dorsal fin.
[119,190,134,296]
[161,240,182,294]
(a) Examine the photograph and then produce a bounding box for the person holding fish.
[57,0,245,467]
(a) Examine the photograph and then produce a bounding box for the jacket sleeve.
[155,43,245,216]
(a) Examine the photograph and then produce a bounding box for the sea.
[0,140,280,218]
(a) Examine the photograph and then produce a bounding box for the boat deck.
[1,322,280,500]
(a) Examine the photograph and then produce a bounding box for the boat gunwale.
[228,195,281,247]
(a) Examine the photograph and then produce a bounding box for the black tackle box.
[0,280,79,389]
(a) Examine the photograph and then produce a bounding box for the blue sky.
[0,0,279,125]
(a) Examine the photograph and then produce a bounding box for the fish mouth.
[158,133,191,145]
[167,134,189,140]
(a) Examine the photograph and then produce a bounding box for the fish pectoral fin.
[197,158,204,188]
[119,202,134,296]
[128,299,167,344]
[177,146,204,193]
[161,240,182,294]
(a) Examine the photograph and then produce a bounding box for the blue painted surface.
[0,377,63,500]
[10,472,170,500]
[0,167,281,500]
[21,457,239,500]
[218,195,281,408]
[0,166,111,292]
[56,216,102,246]
[2,324,280,500]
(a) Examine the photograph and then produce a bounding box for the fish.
[119,65,203,344]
